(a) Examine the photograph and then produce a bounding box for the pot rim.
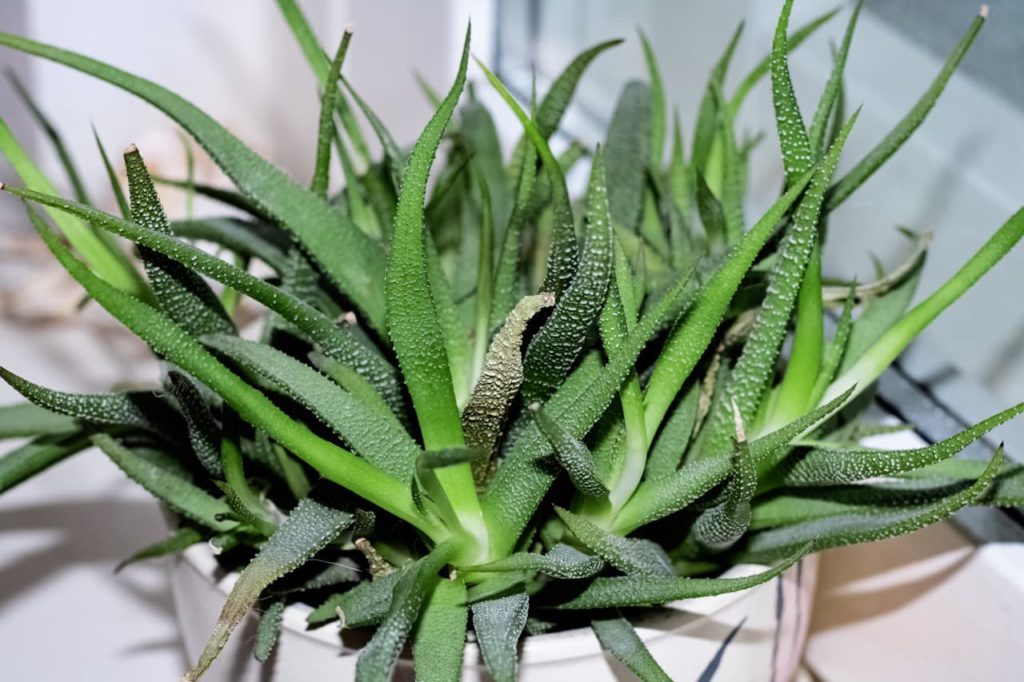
[179,542,783,666]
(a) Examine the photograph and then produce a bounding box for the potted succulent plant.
[0,1,1021,680]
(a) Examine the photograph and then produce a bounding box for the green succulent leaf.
[307,570,402,628]
[166,371,222,477]
[605,81,651,233]
[559,543,808,609]
[484,257,700,557]
[0,432,92,494]
[0,402,79,439]
[522,148,613,402]
[356,541,457,682]
[26,210,434,535]
[253,598,286,663]
[5,186,404,416]
[739,447,1003,564]
[471,592,530,682]
[642,165,816,437]
[0,366,173,435]
[115,526,204,573]
[592,616,672,682]
[202,333,418,482]
[125,145,234,337]
[413,578,468,682]
[94,434,235,532]
[781,402,1024,486]
[808,1,862,155]
[557,507,673,577]
[692,408,756,551]
[728,6,840,115]
[185,492,354,681]
[476,58,579,299]
[311,31,353,198]
[469,543,605,580]
[92,126,131,218]
[533,405,610,499]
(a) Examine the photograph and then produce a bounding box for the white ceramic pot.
[170,543,817,681]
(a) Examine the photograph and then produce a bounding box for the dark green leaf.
[471,593,530,682]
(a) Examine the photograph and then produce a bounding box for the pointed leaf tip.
[980,4,989,18]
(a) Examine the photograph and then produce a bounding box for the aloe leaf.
[426,232,473,408]
[203,334,418,483]
[253,598,286,663]
[642,166,816,438]
[837,252,924,376]
[0,432,91,493]
[769,242,824,428]
[166,372,222,477]
[308,351,402,430]
[0,32,389,330]
[491,130,538,328]
[26,212,435,536]
[471,592,530,682]
[638,31,666,167]
[157,178,276,223]
[667,113,693,258]
[92,126,130,218]
[483,257,700,557]
[824,207,1024,406]
[184,493,354,681]
[559,544,807,609]
[125,145,234,336]
[692,22,744,173]
[116,526,203,573]
[825,8,986,212]
[385,28,486,548]
[808,1,862,155]
[94,434,235,532]
[218,420,277,534]
[5,186,404,415]
[0,366,172,434]
[702,113,858,456]
[533,405,609,498]
[605,81,651,233]
[7,71,90,204]
[311,31,353,198]
[616,387,854,534]
[556,507,672,577]
[0,402,78,438]
[644,381,699,481]
[0,115,146,298]
[522,148,613,402]
[728,7,840,116]
[691,408,756,551]
[334,126,381,238]
[307,570,402,628]
[901,458,1024,507]
[461,294,554,475]
[170,217,289,270]
[694,170,727,247]
[781,402,1024,486]
[413,578,468,682]
[711,83,745,244]
[476,59,579,299]
[356,541,457,682]
[809,290,855,403]
[592,616,672,682]
[770,0,814,187]
[469,543,604,580]
[740,447,1003,564]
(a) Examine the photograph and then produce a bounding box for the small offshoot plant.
[1,2,1022,680]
